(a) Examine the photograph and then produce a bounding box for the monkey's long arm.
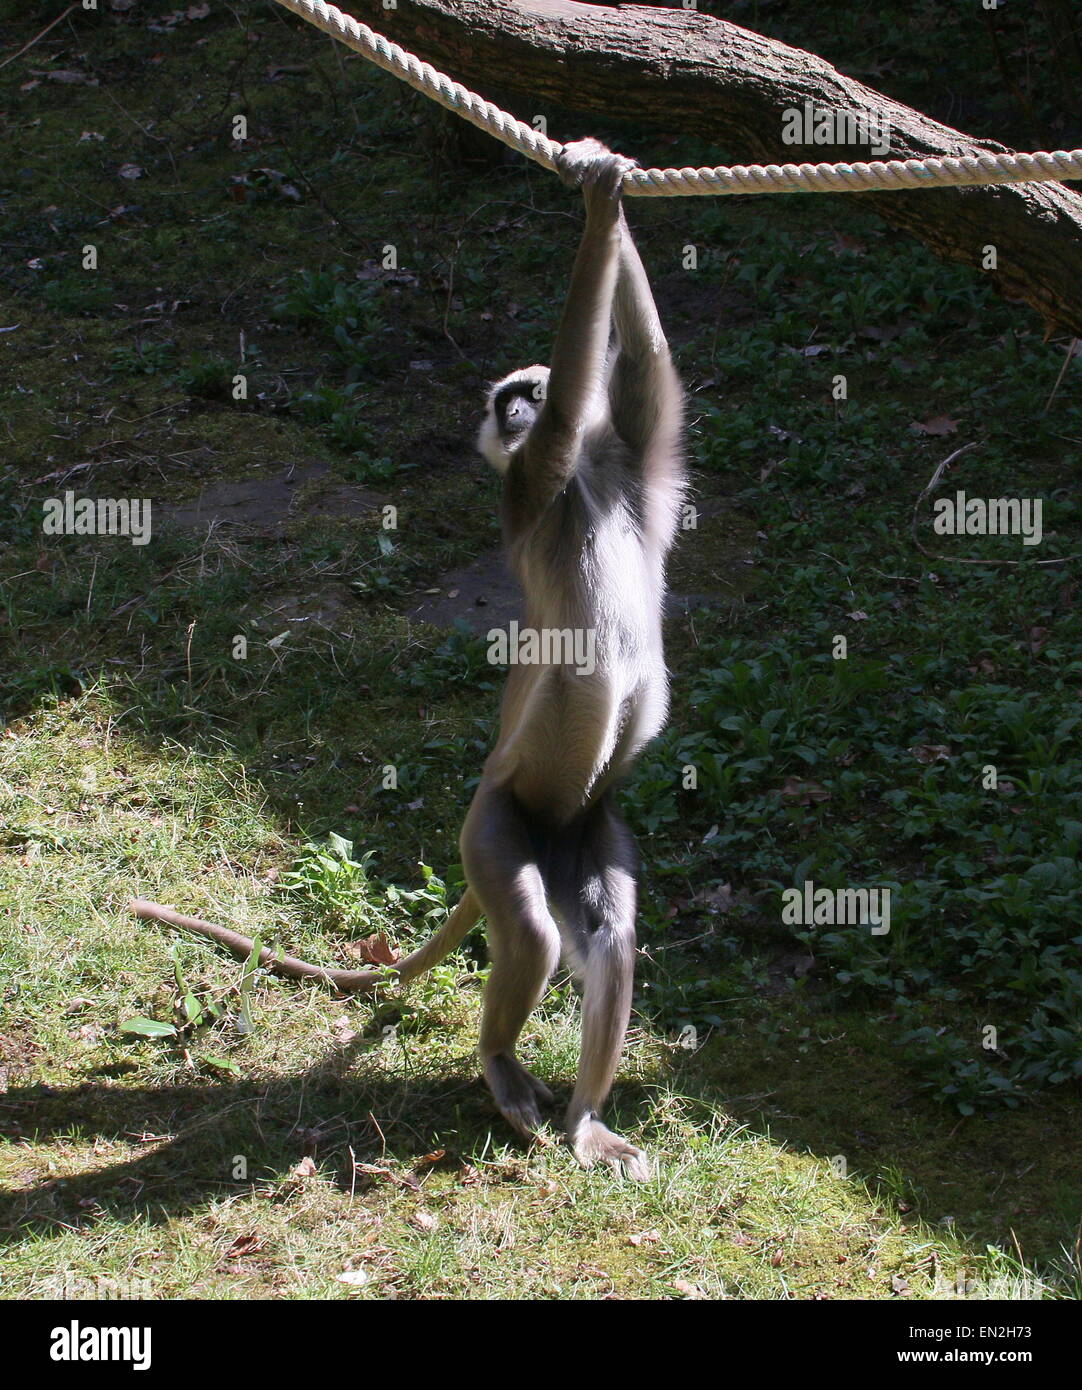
[510,179,622,516]
[128,889,481,991]
[607,210,683,456]
[543,216,619,435]
[612,209,668,360]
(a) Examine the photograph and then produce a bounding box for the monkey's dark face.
[495,383,542,445]
[477,365,550,473]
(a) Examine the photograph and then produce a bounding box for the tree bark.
[302,0,1082,334]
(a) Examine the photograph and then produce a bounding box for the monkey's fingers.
[575,153,640,212]
[597,154,639,198]
[555,136,612,187]
[557,138,637,198]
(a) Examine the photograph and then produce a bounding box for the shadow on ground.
[1,1026,1076,1273]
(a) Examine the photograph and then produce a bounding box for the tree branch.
[301,0,1082,333]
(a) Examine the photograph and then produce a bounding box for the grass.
[0,0,1080,1299]
[1,692,1071,1300]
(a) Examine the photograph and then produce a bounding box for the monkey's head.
[477,365,550,473]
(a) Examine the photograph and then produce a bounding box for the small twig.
[185,619,197,690]
[329,30,365,137]
[368,1111,388,1161]
[811,549,857,603]
[982,6,1046,145]
[274,120,367,248]
[441,241,459,344]
[911,442,1078,567]
[85,554,98,616]
[911,442,980,553]
[1042,336,1078,415]
[33,460,99,486]
[0,3,79,71]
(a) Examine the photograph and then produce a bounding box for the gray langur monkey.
[131,138,685,1180]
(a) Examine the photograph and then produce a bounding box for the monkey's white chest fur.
[493,493,669,822]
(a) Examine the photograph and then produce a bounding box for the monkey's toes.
[616,1146,653,1183]
[569,1118,652,1181]
[484,1054,553,1137]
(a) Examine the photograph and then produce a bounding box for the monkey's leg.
[461,785,560,1139]
[562,806,651,1181]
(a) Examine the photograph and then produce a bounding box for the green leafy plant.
[120,942,239,1072]
[107,341,177,377]
[278,830,380,930]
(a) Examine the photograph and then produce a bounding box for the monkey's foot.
[568,1114,652,1182]
[484,1053,554,1137]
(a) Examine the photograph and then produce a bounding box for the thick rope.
[273,0,1082,196]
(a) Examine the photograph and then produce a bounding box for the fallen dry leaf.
[331,1015,358,1045]
[909,743,951,764]
[829,234,867,255]
[40,70,98,86]
[344,933,401,967]
[909,414,959,436]
[780,777,830,805]
[860,323,904,342]
[226,1233,264,1259]
[691,882,734,914]
[776,952,816,980]
[352,1162,401,1188]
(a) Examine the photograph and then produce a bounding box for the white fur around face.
[476,408,512,473]
[477,365,550,474]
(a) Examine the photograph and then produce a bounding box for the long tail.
[128,889,482,992]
